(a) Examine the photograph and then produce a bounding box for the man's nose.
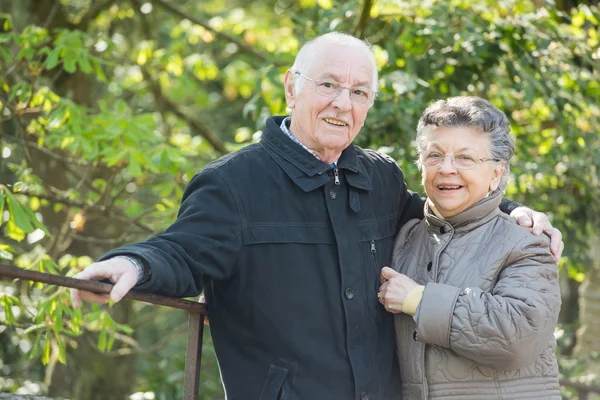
[332,88,353,111]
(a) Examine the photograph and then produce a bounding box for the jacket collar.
[425,188,503,233]
[260,116,372,192]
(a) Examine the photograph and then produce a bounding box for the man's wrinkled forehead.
[308,45,373,84]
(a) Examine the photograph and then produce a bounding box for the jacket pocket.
[242,224,333,245]
[358,217,397,275]
[258,360,297,400]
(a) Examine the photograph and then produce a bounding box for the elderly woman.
[378,96,561,399]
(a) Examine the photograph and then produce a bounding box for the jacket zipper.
[370,240,376,260]
[334,168,340,185]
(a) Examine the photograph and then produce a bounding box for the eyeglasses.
[294,72,376,105]
[420,152,500,170]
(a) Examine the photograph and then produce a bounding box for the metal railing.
[0,263,206,400]
[3,263,600,400]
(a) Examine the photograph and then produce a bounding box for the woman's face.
[421,126,505,218]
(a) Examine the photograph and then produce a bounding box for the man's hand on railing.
[70,258,137,308]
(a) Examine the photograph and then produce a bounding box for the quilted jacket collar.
[425,188,503,233]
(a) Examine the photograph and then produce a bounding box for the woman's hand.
[378,267,420,314]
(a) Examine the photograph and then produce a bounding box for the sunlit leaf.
[54,332,67,364]
[4,190,34,233]
[42,332,51,365]
[98,329,107,352]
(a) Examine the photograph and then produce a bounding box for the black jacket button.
[344,288,354,300]
[329,190,337,199]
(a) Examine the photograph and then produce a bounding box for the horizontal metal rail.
[0,263,206,400]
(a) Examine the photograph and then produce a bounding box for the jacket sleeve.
[499,198,523,214]
[415,233,561,370]
[99,166,243,298]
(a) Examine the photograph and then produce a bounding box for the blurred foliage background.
[0,0,599,399]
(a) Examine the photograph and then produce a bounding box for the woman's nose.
[439,155,458,173]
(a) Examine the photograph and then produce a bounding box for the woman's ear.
[489,162,505,191]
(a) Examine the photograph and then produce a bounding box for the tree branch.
[352,0,374,39]
[9,187,155,234]
[3,135,90,166]
[128,7,229,155]
[151,0,285,67]
[72,232,135,245]
[78,0,117,28]
[140,68,229,155]
[162,93,229,155]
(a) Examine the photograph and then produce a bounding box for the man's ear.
[283,70,296,109]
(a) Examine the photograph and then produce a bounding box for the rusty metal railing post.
[0,263,207,400]
[183,309,204,399]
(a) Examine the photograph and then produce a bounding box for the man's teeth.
[324,118,347,126]
[439,186,461,190]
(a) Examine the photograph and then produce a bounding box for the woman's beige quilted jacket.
[392,190,561,400]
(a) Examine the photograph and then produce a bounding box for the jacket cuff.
[402,285,425,316]
[415,282,461,348]
[113,255,151,285]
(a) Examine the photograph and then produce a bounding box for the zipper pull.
[370,240,376,254]
[334,168,340,185]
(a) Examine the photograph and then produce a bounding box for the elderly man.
[71,33,562,400]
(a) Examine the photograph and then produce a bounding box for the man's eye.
[320,81,338,88]
[458,155,475,162]
[352,89,367,97]
[427,153,442,159]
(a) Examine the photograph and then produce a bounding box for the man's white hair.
[290,32,379,94]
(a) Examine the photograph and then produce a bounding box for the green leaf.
[0,245,13,260]
[115,321,134,335]
[54,332,67,364]
[44,48,60,70]
[30,331,42,359]
[1,295,15,324]
[71,308,82,335]
[41,258,59,274]
[53,301,63,335]
[4,189,35,233]
[107,330,116,351]
[21,202,51,236]
[77,54,93,73]
[0,188,5,223]
[42,332,51,365]
[127,153,142,177]
[6,219,26,241]
[98,329,107,352]
[92,59,107,82]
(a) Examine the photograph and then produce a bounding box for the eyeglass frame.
[418,152,501,170]
[293,72,377,105]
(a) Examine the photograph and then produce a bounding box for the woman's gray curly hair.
[415,96,515,190]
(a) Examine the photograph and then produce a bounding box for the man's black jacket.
[102,116,427,399]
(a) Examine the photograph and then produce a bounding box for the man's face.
[285,44,374,161]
